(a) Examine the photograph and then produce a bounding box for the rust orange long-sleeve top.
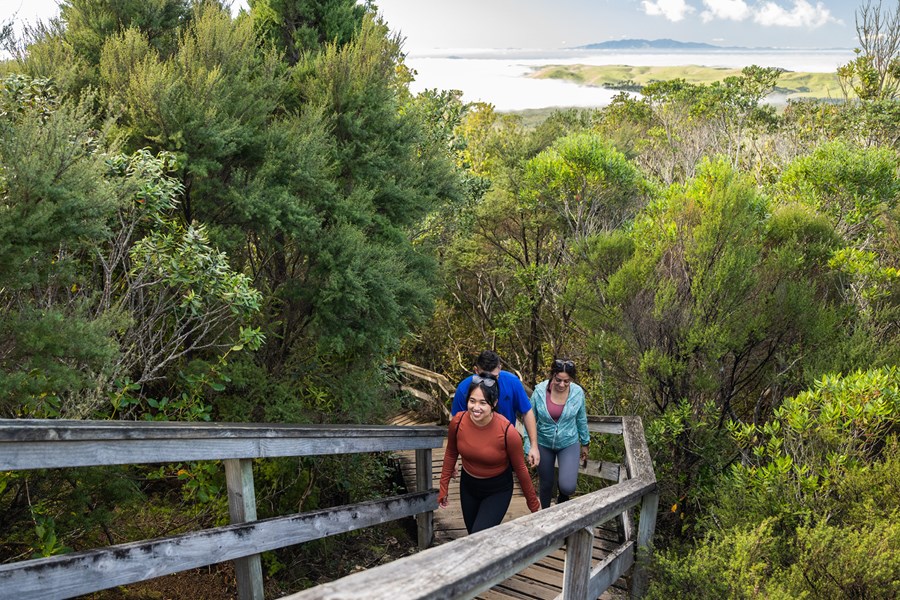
[439,411,540,513]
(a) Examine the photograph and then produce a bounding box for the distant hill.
[578,38,727,50]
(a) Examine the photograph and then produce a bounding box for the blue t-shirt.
[451,370,533,426]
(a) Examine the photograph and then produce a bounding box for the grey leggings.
[537,443,581,509]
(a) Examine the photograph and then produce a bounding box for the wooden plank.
[0,492,436,600]
[493,575,559,599]
[630,492,659,598]
[586,417,623,435]
[579,459,621,482]
[415,448,433,548]
[396,362,454,397]
[0,419,446,441]
[588,541,635,600]
[400,385,435,403]
[0,435,445,470]
[225,459,264,600]
[545,538,619,569]
[621,417,654,483]
[478,589,523,600]
[519,561,564,582]
[562,527,593,599]
[594,524,622,544]
[617,469,635,542]
[621,416,657,599]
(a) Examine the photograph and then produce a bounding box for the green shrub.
[649,370,900,598]
[778,515,900,599]
[646,519,795,600]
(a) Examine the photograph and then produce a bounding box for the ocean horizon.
[405,47,857,111]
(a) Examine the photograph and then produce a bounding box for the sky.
[1,0,861,53]
[372,0,861,53]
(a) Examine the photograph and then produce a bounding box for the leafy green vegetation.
[0,0,458,591]
[530,64,845,102]
[648,369,900,599]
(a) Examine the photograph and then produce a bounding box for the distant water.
[405,48,856,111]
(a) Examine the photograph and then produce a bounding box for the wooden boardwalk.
[391,411,628,599]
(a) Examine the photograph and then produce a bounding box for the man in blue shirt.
[451,350,540,467]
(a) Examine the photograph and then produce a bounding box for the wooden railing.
[284,415,659,600]
[0,420,445,600]
[394,360,454,424]
[0,378,658,599]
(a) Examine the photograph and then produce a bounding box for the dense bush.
[648,369,900,598]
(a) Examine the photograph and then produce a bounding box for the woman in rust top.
[438,373,540,534]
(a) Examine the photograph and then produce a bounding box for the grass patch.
[529,64,845,102]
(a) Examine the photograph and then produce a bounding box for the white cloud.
[753,1,835,28]
[701,0,751,23]
[641,0,695,22]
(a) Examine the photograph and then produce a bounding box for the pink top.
[546,392,564,421]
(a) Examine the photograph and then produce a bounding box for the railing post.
[414,448,433,548]
[225,458,264,600]
[630,491,659,598]
[562,526,593,599]
[618,468,635,542]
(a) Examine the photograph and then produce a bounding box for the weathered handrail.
[395,361,453,424]
[284,415,658,600]
[0,420,443,468]
[0,419,445,600]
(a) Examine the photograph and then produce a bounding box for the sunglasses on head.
[553,359,575,371]
[472,374,496,387]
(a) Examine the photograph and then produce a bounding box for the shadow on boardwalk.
[390,410,628,600]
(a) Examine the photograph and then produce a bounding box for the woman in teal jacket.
[531,359,590,508]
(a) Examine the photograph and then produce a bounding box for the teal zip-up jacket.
[531,380,590,450]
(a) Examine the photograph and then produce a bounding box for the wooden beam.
[415,448,433,549]
[617,468,635,542]
[587,416,624,435]
[561,527,593,599]
[396,362,454,398]
[631,492,659,598]
[0,492,436,600]
[225,459,264,600]
[400,385,434,403]
[0,421,445,471]
[621,417,655,483]
[621,416,658,598]
[0,419,446,441]
[587,540,635,599]
[578,459,620,482]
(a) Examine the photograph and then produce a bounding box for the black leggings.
[459,466,513,534]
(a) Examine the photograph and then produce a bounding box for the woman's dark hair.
[468,371,499,409]
[550,358,576,379]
